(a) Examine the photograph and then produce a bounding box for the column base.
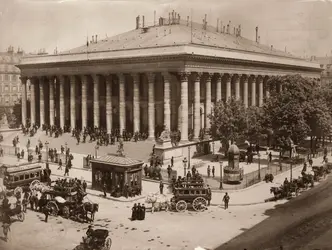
[147,137,155,142]
[180,139,189,144]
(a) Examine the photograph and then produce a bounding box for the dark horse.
[82,202,99,222]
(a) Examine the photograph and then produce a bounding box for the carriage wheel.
[103,237,112,250]
[29,180,41,191]
[14,186,23,197]
[17,212,25,222]
[46,201,59,216]
[62,206,70,218]
[175,200,187,212]
[192,197,207,212]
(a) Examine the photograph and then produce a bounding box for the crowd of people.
[131,203,146,221]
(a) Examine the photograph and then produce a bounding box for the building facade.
[0,46,25,107]
[17,13,322,142]
[314,56,332,86]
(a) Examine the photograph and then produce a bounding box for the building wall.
[0,47,27,107]
[314,56,332,86]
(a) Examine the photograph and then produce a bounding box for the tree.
[262,75,312,149]
[209,97,247,153]
[245,106,267,144]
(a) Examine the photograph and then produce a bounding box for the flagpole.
[191,8,193,43]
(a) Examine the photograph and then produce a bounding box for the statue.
[158,126,171,142]
[117,138,124,156]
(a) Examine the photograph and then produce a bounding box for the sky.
[0,0,332,57]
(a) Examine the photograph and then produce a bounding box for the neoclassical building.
[17,13,322,143]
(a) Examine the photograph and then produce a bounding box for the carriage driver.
[83,225,94,244]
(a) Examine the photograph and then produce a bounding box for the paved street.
[217,174,332,250]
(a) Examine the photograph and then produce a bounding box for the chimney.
[236,28,238,37]
[271,45,273,50]
[154,10,156,26]
[220,21,223,33]
[142,16,145,28]
[217,18,219,32]
[95,35,98,43]
[255,26,259,42]
[178,14,180,24]
[174,12,177,23]
[169,13,171,25]
[204,14,207,30]
[172,10,174,24]
[223,26,225,33]
[187,16,189,26]
[238,25,241,36]
[234,27,236,35]
[258,36,260,43]
[226,24,229,34]
[159,17,164,26]
[136,15,140,29]
[92,35,94,43]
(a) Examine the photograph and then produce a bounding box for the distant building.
[0,46,25,107]
[313,56,332,86]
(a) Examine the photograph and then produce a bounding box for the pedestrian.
[207,185,212,206]
[159,180,164,195]
[171,156,174,167]
[64,166,69,176]
[141,204,146,220]
[83,180,87,192]
[103,183,107,197]
[212,166,215,177]
[137,203,142,220]
[58,159,63,170]
[167,165,172,179]
[43,205,50,222]
[309,158,313,168]
[131,203,137,221]
[269,152,272,162]
[222,192,230,209]
[207,165,211,177]
[2,212,11,241]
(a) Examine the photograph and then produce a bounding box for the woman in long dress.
[131,203,137,221]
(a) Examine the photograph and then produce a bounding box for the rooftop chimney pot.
[255,26,259,43]
[142,16,145,28]
[92,35,94,43]
[95,35,98,43]
[187,16,189,26]
[217,18,219,32]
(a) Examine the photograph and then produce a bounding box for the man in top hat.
[137,203,142,220]
[141,204,146,220]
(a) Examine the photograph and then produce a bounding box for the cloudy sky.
[0,0,331,57]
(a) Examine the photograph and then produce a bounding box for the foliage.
[209,97,247,147]
[245,106,266,143]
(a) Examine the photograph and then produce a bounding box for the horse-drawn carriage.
[80,229,112,250]
[171,181,210,212]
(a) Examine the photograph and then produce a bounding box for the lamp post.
[188,146,191,170]
[45,141,49,165]
[290,148,293,182]
[65,142,68,165]
[95,144,99,158]
[212,141,215,155]
[258,153,261,181]
[183,157,188,177]
[219,161,223,189]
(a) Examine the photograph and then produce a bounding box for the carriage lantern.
[182,157,188,177]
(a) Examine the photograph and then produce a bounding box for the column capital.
[58,75,66,83]
[179,71,190,82]
[225,73,233,81]
[20,76,28,83]
[105,74,113,83]
[69,75,76,82]
[132,73,140,82]
[162,72,172,81]
[215,73,223,81]
[91,74,101,82]
[193,72,203,82]
[250,75,256,81]
[256,75,264,82]
[146,72,155,82]
[46,76,56,82]
[204,72,213,82]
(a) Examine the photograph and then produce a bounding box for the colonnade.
[21,72,275,142]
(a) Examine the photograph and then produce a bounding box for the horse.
[270,187,283,199]
[82,202,99,222]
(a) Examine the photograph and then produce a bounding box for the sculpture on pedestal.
[117,138,125,157]
[158,126,171,142]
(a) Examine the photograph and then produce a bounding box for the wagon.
[81,229,112,250]
[171,181,210,212]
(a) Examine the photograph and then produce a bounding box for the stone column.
[258,77,264,107]
[59,76,65,129]
[205,73,212,130]
[163,72,171,130]
[147,73,155,140]
[49,77,55,127]
[30,78,36,126]
[193,73,202,140]
[21,77,27,126]
[265,77,270,99]
[235,75,240,100]
[180,72,189,142]
[133,73,140,133]
[92,74,100,128]
[106,76,113,134]
[216,74,222,102]
[251,76,256,106]
[226,74,232,100]
[81,75,88,129]
[70,75,76,129]
[243,76,249,108]
[39,78,45,126]
[118,73,126,133]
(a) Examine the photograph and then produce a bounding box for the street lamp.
[188,146,191,170]
[212,141,215,155]
[95,144,99,158]
[290,148,293,182]
[45,141,49,165]
[65,142,68,165]
[258,153,261,181]
[219,161,223,189]
[183,157,188,177]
